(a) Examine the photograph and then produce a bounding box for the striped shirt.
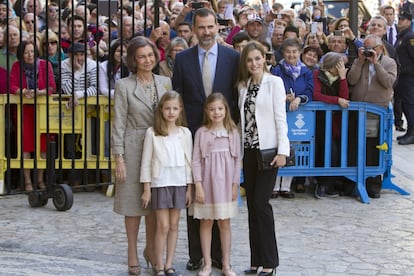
[61,57,97,98]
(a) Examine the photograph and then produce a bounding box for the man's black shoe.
[399,135,414,145]
[186,259,202,271]
[397,132,408,140]
[278,191,295,199]
[212,259,223,269]
[368,192,381,199]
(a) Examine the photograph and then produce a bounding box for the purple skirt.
[151,186,187,210]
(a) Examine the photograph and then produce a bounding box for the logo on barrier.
[294,113,305,129]
[287,111,315,141]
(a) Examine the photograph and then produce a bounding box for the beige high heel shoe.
[222,266,236,276]
[128,265,141,275]
[198,265,212,276]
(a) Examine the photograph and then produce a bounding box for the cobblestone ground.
[1,139,414,276]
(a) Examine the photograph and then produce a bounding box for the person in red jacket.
[10,40,56,192]
[313,52,349,198]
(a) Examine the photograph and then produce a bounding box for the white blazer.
[140,126,193,186]
[239,72,290,156]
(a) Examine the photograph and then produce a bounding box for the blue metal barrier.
[278,102,410,204]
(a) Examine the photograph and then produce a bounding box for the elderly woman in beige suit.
[111,36,172,275]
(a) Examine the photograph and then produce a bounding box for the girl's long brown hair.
[202,93,237,132]
[153,91,187,136]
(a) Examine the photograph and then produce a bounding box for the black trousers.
[396,74,414,129]
[243,148,279,269]
[393,95,404,127]
[186,211,222,262]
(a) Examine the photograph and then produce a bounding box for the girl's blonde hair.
[153,91,187,136]
[202,93,237,132]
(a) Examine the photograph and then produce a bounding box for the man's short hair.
[283,25,299,37]
[232,31,250,46]
[177,21,192,30]
[67,14,85,27]
[192,8,217,27]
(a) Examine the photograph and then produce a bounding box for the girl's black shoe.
[258,269,275,276]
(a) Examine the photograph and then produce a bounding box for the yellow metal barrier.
[0,95,114,195]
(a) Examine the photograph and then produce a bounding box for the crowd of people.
[1,0,414,275]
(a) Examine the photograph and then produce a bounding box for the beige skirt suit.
[112,74,172,216]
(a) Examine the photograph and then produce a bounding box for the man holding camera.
[347,34,397,198]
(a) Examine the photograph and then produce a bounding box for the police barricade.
[0,94,113,197]
[278,101,410,204]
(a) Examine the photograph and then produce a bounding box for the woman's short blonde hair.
[40,29,59,56]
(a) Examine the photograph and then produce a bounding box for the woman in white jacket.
[237,41,290,276]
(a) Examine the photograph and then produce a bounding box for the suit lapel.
[154,75,171,100]
[213,45,222,92]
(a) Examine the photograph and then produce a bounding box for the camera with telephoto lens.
[363,47,374,57]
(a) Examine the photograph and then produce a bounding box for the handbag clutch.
[256,147,296,171]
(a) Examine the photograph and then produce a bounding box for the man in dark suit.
[172,7,239,271]
[382,5,405,131]
[395,11,414,145]
[383,5,398,47]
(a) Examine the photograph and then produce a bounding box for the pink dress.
[192,127,241,220]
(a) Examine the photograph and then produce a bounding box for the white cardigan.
[239,72,290,156]
[140,126,193,187]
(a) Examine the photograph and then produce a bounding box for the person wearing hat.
[61,42,97,102]
[394,11,414,145]
[61,41,97,188]
[245,14,265,41]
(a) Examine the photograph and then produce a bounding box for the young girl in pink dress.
[141,91,193,276]
[192,93,241,276]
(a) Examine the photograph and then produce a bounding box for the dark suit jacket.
[172,44,240,134]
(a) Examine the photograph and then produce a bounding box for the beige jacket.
[347,55,397,108]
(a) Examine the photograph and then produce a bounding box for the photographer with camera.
[347,34,397,198]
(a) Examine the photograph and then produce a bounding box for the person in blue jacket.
[271,37,313,197]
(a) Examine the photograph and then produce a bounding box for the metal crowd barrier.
[279,101,410,203]
[0,94,113,198]
[0,96,409,205]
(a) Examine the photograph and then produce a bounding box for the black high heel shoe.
[258,269,275,276]
[244,267,258,274]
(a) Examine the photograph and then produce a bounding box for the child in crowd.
[141,91,193,276]
[192,93,241,276]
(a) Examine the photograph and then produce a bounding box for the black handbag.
[256,147,296,171]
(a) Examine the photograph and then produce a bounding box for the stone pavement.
[1,139,414,276]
